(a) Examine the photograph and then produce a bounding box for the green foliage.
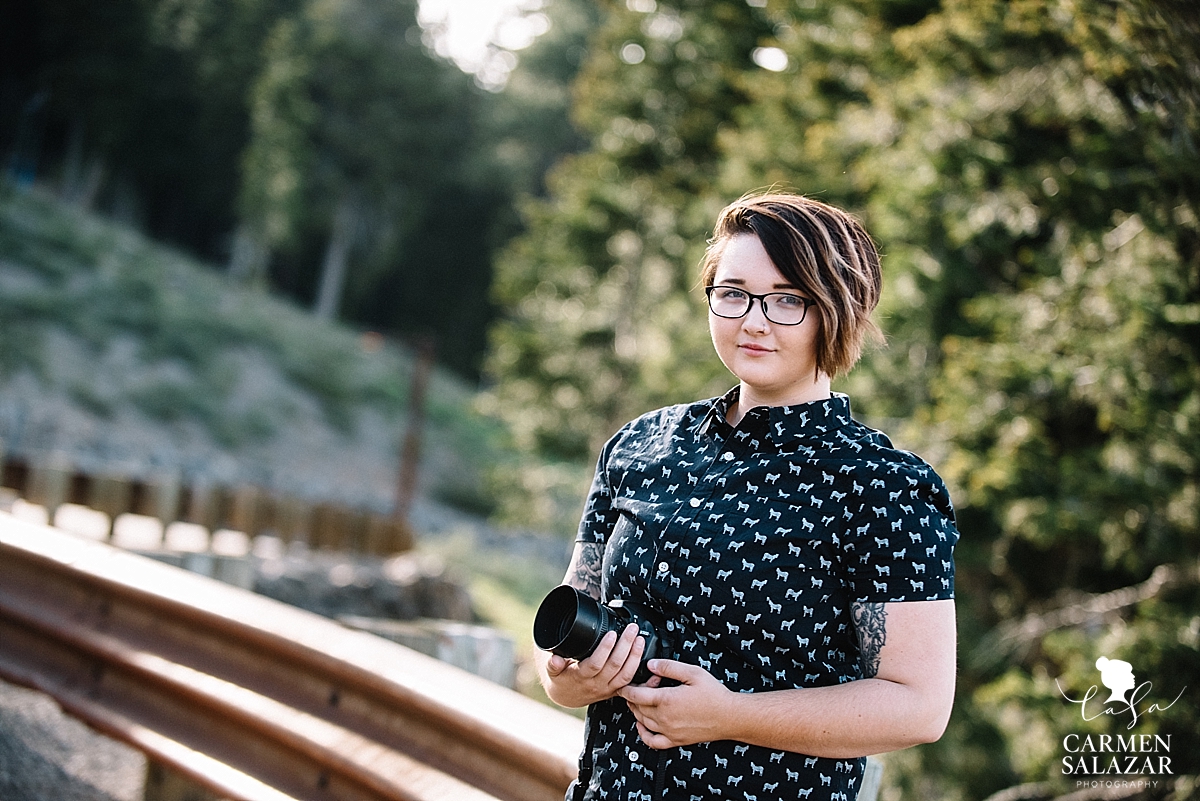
[234,0,516,376]
[0,184,509,513]
[4,0,527,379]
[485,1,778,532]
[486,0,1199,796]
[484,0,601,198]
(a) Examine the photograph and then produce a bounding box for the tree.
[719,0,1199,795]
[485,0,1199,795]
[1,0,301,258]
[484,0,603,200]
[4,0,521,378]
[483,0,779,530]
[239,0,507,374]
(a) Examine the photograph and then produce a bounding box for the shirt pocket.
[601,509,660,601]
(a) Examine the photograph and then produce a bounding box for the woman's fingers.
[634,720,673,750]
[539,623,650,707]
[605,624,641,676]
[576,624,644,689]
[575,630,619,678]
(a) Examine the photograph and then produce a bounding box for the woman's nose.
[742,300,770,330]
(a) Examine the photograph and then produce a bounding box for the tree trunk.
[314,194,360,321]
[59,120,105,210]
[227,223,271,287]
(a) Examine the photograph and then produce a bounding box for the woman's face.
[708,233,827,407]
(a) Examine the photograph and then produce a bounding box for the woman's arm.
[534,541,647,708]
[618,598,956,758]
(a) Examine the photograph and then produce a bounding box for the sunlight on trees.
[484,1,1199,797]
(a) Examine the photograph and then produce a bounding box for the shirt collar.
[696,386,854,447]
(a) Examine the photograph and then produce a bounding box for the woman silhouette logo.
[1059,655,1184,729]
[1095,656,1136,705]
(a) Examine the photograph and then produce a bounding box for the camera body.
[533,584,667,684]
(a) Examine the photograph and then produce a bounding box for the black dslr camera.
[533,585,666,684]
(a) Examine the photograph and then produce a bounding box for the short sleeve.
[576,425,629,545]
[843,459,958,603]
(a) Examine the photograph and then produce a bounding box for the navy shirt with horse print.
[568,388,959,801]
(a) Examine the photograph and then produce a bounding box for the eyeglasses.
[705,285,816,326]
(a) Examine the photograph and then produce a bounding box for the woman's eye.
[776,294,804,307]
[717,288,748,301]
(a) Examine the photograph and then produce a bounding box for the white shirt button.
[688,497,701,508]
[657,561,669,573]
[722,452,735,461]
[629,750,640,762]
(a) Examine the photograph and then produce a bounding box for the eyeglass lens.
[707,286,811,325]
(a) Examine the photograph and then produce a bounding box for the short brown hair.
[700,192,884,378]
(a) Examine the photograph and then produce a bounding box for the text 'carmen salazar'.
[1061,734,1173,776]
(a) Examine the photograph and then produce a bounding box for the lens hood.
[533,585,667,684]
[534,584,610,659]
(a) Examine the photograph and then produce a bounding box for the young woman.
[535,192,959,801]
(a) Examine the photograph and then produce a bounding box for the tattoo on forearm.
[567,542,605,598]
[852,602,887,678]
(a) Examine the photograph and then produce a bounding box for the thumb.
[546,653,569,676]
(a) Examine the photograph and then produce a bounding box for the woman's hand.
[538,623,646,708]
[618,659,736,749]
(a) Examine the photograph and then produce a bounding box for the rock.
[0,678,145,801]
[252,548,475,622]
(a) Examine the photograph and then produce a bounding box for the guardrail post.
[226,485,260,539]
[365,513,413,556]
[273,495,310,548]
[178,481,216,531]
[309,503,333,550]
[27,455,71,522]
[130,473,183,534]
[89,473,133,541]
[252,490,278,542]
[67,470,90,506]
[347,509,370,553]
[1,453,416,558]
[395,337,435,526]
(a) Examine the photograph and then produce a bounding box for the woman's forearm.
[621,600,957,757]
[722,675,952,758]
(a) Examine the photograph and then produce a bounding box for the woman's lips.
[738,342,773,354]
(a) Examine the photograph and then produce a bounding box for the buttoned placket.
[640,415,772,797]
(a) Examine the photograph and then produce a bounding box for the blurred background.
[0,0,1197,799]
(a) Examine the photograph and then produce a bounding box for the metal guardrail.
[0,512,582,801]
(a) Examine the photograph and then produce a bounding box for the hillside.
[0,182,576,656]
[0,181,502,517]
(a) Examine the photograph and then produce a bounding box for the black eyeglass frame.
[704,285,817,326]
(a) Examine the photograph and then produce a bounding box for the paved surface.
[0,677,144,801]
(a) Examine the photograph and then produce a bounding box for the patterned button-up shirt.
[568,389,959,801]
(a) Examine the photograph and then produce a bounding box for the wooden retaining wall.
[0,453,413,555]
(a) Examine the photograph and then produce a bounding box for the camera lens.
[534,584,611,660]
[533,585,667,684]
